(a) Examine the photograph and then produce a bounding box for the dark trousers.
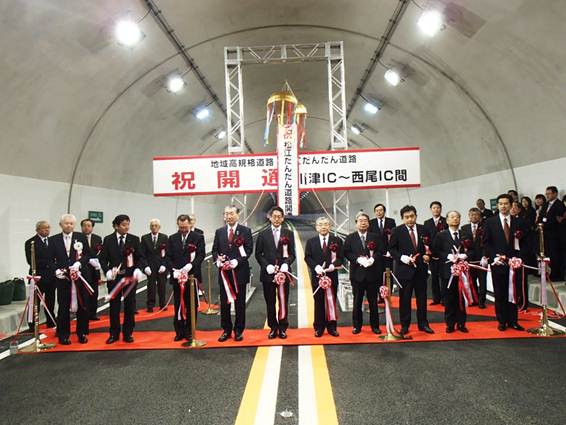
[172,278,198,338]
[311,276,338,332]
[469,268,487,306]
[87,266,100,319]
[30,275,56,329]
[219,276,246,334]
[56,279,90,339]
[399,273,429,329]
[262,279,289,331]
[430,260,442,303]
[492,267,519,326]
[443,277,466,328]
[108,279,137,337]
[351,279,380,330]
[545,236,564,281]
[147,271,167,308]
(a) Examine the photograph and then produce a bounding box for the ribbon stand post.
[201,259,219,315]
[182,275,207,348]
[379,268,407,341]
[528,224,565,336]
[20,241,56,353]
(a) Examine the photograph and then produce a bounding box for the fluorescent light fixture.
[384,69,401,86]
[216,129,226,140]
[115,20,143,46]
[194,107,210,120]
[364,101,381,114]
[166,75,185,93]
[417,10,444,37]
[350,124,362,135]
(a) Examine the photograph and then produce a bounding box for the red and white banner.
[277,124,300,215]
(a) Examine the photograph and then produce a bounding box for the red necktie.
[409,226,417,249]
[228,227,234,243]
[503,217,510,243]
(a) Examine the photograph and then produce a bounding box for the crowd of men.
[23,185,566,344]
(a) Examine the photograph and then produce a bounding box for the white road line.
[254,346,283,425]
[298,345,318,424]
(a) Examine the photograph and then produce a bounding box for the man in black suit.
[189,214,204,235]
[483,194,525,331]
[476,198,494,221]
[212,205,254,342]
[304,217,344,337]
[24,220,56,329]
[433,211,471,333]
[255,206,296,339]
[166,214,205,342]
[141,219,169,312]
[389,205,434,335]
[461,208,487,308]
[542,186,565,281]
[81,218,103,321]
[99,214,147,344]
[344,211,384,334]
[423,201,447,305]
[50,214,93,345]
[368,203,396,272]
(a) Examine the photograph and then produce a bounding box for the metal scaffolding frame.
[223,41,349,232]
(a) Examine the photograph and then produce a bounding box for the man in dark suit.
[433,211,471,333]
[166,214,205,342]
[189,214,204,235]
[344,211,384,334]
[99,214,147,344]
[423,201,447,305]
[141,219,169,312]
[212,205,254,342]
[389,205,434,335]
[255,206,296,339]
[50,214,93,345]
[24,220,56,329]
[542,186,565,281]
[483,194,525,331]
[305,217,344,337]
[461,208,487,308]
[368,203,396,272]
[476,198,494,221]
[81,218,103,321]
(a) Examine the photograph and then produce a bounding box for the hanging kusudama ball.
[264,90,298,145]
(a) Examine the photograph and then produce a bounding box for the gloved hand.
[229,259,238,269]
[447,253,457,262]
[480,257,488,268]
[216,259,223,268]
[173,269,181,279]
[356,257,368,267]
[315,265,324,275]
[105,269,114,281]
[133,268,144,281]
[89,258,101,270]
[400,255,412,265]
[365,257,374,267]
[266,264,276,274]
[327,264,335,273]
[70,261,81,272]
[182,263,193,273]
[158,265,166,274]
[458,253,468,260]
[55,269,66,280]
[280,263,289,273]
[144,266,152,276]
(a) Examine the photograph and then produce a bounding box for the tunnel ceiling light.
[350,124,362,135]
[364,101,381,114]
[115,20,143,46]
[417,10,444,37]
[384,69,401,86]
[194,107,210,120]
[216,129,226,140]
[166,75,185,93]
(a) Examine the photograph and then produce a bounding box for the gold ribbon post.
[201,259,219,315]
[182,275,206,348]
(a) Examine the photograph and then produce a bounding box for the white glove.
[55,269,66,280]
[266,264,276,274]
[365,257,374,267]
[315,265,324,275]
[216,260,223,268]
[447,253,457,262]
[400,255,412,265]
[89,258,101,270]
[327,264,335,273]
[480,257,488,267]
[229,259,238,269]
[70,261,81,271]
[493,255,505,266]
[182,263,193,273]
[106,269,114,281]
[133,268,144,281]
[158,265,166,274]
[173,270,181,279]
[356,257,367,266]
[458,253,468,260]
[280,263,289,273]
[144,266,152,276]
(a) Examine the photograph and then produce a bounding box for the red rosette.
[280,236,290,245]
[422,235,431,246]
[329,242,339,252]
[514,230,523,240]
[274,271,287,286]
[379,285,390,298]
[367,241,376,251]
[233,236,245,247]
[383,228,392,236]
[95,244,103,255]
[462,239,473,250]
[187,243,197,253]
[508,257,523,270]
[436,222,445,231]
[124,246,134,256]
[159,243,167,250]
[451,261,469,277]
[318,275,332,289]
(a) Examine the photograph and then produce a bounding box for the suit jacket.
[166,231,206,282]
[483,215,523,273]
[344,231,384,283]
[542,200,565,236]
[480,208,494,221]
[49,232,93,279]
[304,234,343,286]
[368,217,396,236]
[423,216,447,242]
[460,223,484,261]
[212,223,253,285]
[84,233,103,283]
[432,229,466,280]
[192,227,204,235]
[25,234,54,276]
[98,233,146,278]
[141,232,169,271]
[254,226,296,282]
[389,224,431,280]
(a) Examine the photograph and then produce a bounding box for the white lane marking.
[254,346,283,425]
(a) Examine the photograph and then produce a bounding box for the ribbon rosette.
[187,243,197,263]
[507,257,523,305]
[318,275,336,321]
[384,228,392,241]
[436,222,445,232]
[379,283,396,334]
[233,236,247,257]
[73,241,83,260]
[379,285,390,299]
[95,243,103,257]
[514,230,523,240]
[124,247,134,268]
[280,236,290,258]
[367,240,376,257]
[160,243,167,258]
[177,270,189,320]
[422,235,432,255]
[329,242,338,263]
[448,261,477,310]
[462,239,473,251]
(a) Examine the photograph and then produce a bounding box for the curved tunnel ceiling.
[1,0,566,208]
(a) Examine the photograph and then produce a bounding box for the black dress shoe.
[478,304,486,309]
[419,325,435,334]
[278,330,287,339]
[123,335,134,343]
[400,327,409,335]
[372,328,382,335]
[218,332,230,342]
[106,335,118,344]
[174,335,184,342]
[352,327,361,334]
[59,338,71,345]
[497,324,507,332]
[429,301,440,306]
[314,329,324,337]
[234,332,244,342]
[89,316,100,321]
[457,325,469,333]
[328,329,340,337]
[134,310,139,315]
[268,329,278,339]
[78,335,88,344]
[147,307,154,313]
[446,327,454,333]
[509,323,524,331]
